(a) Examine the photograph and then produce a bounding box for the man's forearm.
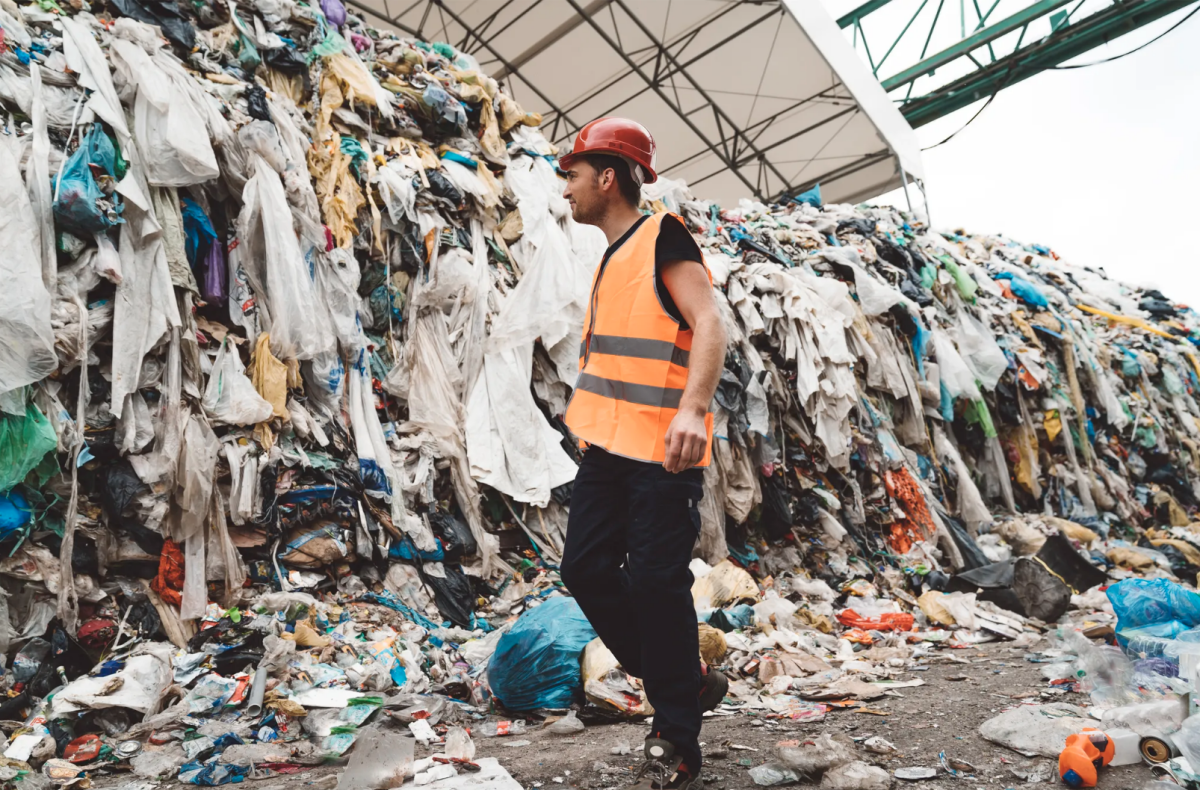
[679,316,727,416]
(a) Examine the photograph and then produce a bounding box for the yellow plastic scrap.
[1043,409,1062,442]
[498,92,541,134]
[1044,516,1098,545]
[453,71,506,162]
[690,559,759,609]
[1106,546,1156,570]
[308,139,365,250]
[1074,303,1177,340]
[1147,529,1200,568]
[312,71,367,248]
[794,607,834,634]
[1010,310,1042,349]
[697,623,728,665]
[251,333,289,420]
[917,590,956,627]
[325,53,385,110]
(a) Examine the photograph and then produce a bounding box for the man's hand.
[663,407,707,473]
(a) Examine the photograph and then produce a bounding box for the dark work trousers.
[561,446,704,773]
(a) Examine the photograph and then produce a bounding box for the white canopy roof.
[345,0,925,206]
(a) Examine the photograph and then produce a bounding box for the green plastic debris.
[310,28,348,61]
[963,398,998,439]
[941,256,978,302]
[431,42,456,60]
[0,404,59,493]
[919,264,936,290]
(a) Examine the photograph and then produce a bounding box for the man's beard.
[572,199,602,225]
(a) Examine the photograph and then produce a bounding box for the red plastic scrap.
[836,609,915,632]
[150,538,186,607]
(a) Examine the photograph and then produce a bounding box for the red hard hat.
[558,117,658,183]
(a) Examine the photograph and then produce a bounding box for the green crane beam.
[880,0,1074,90]
[837,0,1200,128]
[900,0,1200,126]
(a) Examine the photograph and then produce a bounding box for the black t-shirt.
[600,213,705,329]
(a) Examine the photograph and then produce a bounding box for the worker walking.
[559,117,729,790]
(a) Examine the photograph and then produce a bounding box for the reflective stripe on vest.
[564,212,714,466]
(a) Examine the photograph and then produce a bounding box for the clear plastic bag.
[0,132,62,396]
[202,339,274,426]
[820,761,891,790]
[546,711,584,734]
[955,309,1009,390]
[237,156,335,360]
[930,328,981,401]
[777,734,855,778]
[749,763,801,786]
[444,726,475,760]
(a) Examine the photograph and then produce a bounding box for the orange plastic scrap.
[840,628,875,645]
[837,609,916,632]
[884,468,936,554]
[150,538,186,607]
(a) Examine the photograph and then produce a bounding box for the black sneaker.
[631,738,703,790]
[699,664,728,713]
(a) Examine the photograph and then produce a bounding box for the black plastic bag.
[246,84,272,122]
[943,516,989,571]
[100,459,145,519]
[426,565,475,628]
[108,0,195,50]
[262,46,308,73]
[430,512,477,561]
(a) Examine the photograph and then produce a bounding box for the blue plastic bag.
[992,272,1048,308]
[181,197,217,268]
[0,490,31,538]
[791,183,822,208]
[1107,578,1200,653]
[487,596,597,711]
[52,124,123,234]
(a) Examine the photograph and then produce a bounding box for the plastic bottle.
[478,720,527,737]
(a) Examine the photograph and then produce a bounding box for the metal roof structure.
[342,0,926,206]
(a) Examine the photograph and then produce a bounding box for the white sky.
[824,3,1200,307]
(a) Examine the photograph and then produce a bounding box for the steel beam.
[899,0,1200,125]
[838,0,901,29]
[561,0,790,199]
[880,0,1074,89]
[493,0,614,79]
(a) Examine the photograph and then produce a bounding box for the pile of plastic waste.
[3,0,1200,783]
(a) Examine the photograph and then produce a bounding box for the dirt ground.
[90,634,1160,790]
[464,638,1147,790]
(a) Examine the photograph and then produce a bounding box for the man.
[558,117,728,790]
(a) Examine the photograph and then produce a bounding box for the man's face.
[562,160,610,225]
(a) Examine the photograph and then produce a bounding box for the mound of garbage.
[1,0,1200,783]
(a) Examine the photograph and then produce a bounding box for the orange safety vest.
[564,212,714,467]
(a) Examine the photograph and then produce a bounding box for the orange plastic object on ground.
[836,609,916,632]
[1059,729,1113,787]
[883,468,936,554]
[150,538,185,607]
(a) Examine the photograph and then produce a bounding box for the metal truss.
[339,0,884,203]
[838,0,1200,127]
